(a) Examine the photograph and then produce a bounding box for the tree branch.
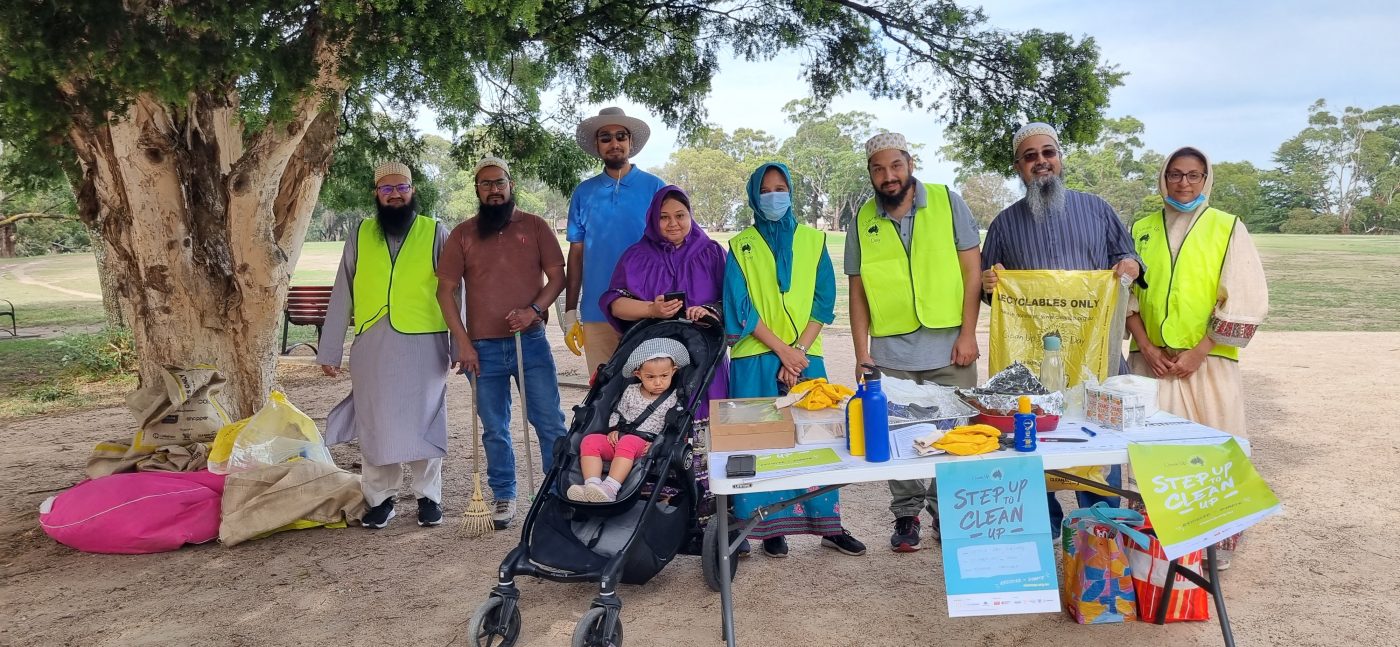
[0,212,77,227]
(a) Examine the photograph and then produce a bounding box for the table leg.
[716,493,737,647]
[1206,545,1237,647]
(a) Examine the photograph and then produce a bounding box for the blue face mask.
[757,191,791,221]
[1165,193,1207,212]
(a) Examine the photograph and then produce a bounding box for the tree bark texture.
[65,91,341,417]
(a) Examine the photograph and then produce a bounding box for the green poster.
[1127,439,1280,560]
[755,448,841,473]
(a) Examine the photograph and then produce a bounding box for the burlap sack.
[125,365,232,451]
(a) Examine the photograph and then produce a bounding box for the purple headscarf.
[600,185,729,413]
[600,186,726,331]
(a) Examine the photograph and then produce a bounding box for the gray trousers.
[362,458,444,507]
[882,363,978,519]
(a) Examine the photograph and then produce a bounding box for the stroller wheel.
[571,607,623,647]
[466,596,522,647]
[701,517,741,593]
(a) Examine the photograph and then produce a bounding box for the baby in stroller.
[569,338,690,503]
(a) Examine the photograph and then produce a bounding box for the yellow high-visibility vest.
[353,215,448,335]
[856,184,964,337]
[728,224,826,359]
[1132,207,1239,360]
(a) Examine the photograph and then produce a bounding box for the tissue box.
[710,398,795,452]
[1085,385,1150,431]
[791,405,846,445]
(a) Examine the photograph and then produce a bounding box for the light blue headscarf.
[745,162,799,291]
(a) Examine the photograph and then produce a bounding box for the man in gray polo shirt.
[846,133,983,553]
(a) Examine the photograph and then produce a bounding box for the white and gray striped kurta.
[317,222,456,467]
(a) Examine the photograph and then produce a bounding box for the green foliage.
[1059,117,1158,224]
[1279,208,1341,235]
[1209,161,1267,228]
[656,148,750,229]
[50,327,138,379]
[1265,100,1400,233]
[778,100,874,229]
[1,0,1120,192]
[956,173,1016,226]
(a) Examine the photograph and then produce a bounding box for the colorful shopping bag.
[1059,504,1150,624]
[1127,516,1212,622]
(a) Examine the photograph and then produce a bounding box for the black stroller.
[466,316,731,647]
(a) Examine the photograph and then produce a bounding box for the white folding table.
[707,414,1248,647]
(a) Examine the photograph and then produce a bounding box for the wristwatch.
[528,303,545,320]
[792,342,809,353]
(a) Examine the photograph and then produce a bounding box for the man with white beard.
[980,122,1143,537]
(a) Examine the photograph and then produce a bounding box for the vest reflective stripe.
[353,215,449,335]
[855,183,964,337]
[1132,207,1239,360]
[729,225,826,359]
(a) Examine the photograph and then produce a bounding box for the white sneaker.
[582,482,616,503]
[567,484,590,502]
[492,499,517,529]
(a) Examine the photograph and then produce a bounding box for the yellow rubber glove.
[564,322,584,356]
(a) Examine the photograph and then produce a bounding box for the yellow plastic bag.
[208,391,333,474]
[1046,465,1117,497]
[989,270,1122,386]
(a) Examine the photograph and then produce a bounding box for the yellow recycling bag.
[990,270,1122,386]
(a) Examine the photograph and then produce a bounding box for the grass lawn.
[1,232,1395,419]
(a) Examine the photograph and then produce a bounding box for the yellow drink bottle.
[847,380,866,456]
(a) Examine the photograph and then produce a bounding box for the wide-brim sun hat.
[575,107,651,159]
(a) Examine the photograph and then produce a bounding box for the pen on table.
[1079,426,1097,437]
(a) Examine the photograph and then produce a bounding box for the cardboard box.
[1085,384,1150,431]
[710,398,795,452]
[791,405,846,445]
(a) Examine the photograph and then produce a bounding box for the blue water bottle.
[1013,395,1038,452]
[862,368,891,462]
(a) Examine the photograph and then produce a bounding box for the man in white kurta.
[318,161,453,529]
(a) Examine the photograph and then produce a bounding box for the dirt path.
[2,330,1397,647]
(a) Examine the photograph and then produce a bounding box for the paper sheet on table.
[891,423,947,460]
[755,448,841,473]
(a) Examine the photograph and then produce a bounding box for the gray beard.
[1024,173,1066,221]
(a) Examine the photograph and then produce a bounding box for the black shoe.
[737,538,752,558]
[821,529,867,556]
[417,497,443,527]
[362,498,396,529]
[761,536,789,558]
[891,515,921,552]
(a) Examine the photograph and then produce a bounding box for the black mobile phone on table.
[726,454,756,478]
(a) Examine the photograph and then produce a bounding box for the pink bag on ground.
[39,470,226,554]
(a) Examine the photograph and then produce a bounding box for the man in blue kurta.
[562,107,668,372]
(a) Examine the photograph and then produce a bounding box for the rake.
[459,372,494,537]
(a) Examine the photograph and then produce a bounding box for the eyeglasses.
[1020,148,1059,164]
[476,179,509,190]
[596,130,630,144]
[1166,171,1207,184]
[377,183,413,195]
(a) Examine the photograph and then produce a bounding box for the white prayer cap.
[864,132,909,159]
[1012,122,1060,155]
[473,156,511,178]
[373,161,412,184]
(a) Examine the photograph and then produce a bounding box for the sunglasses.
[596,130,630,144]
[1020,147,1059,164]
[377,183,413,195]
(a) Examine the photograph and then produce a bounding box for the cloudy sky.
[421,0,1399,181]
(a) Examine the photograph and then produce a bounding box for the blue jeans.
[472,326,568,501]
[1048,464,1123,538]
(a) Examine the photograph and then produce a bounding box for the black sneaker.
[417,497,443,527]
[737,538,752,558]
[821,529,867,556]
[761,536,789,558]
[891,515,921,552]
[362,498,396,529]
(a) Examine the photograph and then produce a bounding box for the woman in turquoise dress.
[722,162,866,558]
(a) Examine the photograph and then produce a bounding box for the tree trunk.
[88,229,124,328]
[66,91,340,418]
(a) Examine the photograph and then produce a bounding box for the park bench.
[281,285,335,355]
[1,297,14,337]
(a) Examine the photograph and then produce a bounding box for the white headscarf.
[1158,146,1215,216]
